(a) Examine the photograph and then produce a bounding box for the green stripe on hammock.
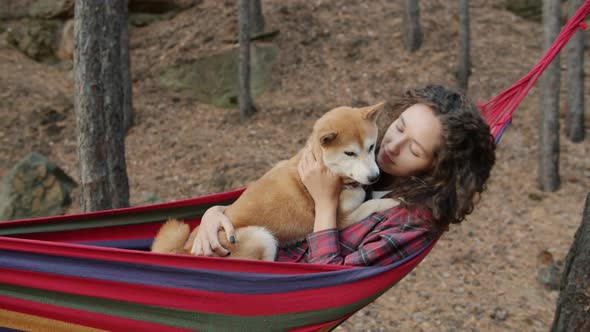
[0,284,388,331]
[0,198,237,236]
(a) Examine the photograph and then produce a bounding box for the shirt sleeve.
[305,211,433,266]
[306,228,342,264]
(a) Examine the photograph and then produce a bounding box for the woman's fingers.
[206,224,229,257]
[221,218,236,244]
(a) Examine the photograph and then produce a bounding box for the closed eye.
[344,151,357,157]
[368,144,375,152]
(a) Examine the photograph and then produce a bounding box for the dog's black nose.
[368,174,380,184]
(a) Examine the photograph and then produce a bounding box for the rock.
[0,0,38,20]
[490,306,509,321]
[159,44,278,109]
[536,249,563,290]
[28,0,74,19]
[0,152,76,221]
[6,19,61,62]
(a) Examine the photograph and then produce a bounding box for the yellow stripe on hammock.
[0,309,105,332]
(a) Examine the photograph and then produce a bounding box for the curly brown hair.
[375,85,496,233]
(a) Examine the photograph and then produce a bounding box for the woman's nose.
[389,139,403,156]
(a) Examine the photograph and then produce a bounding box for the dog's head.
[310,102,384,186]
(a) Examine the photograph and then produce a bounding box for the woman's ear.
[362,102,385,122]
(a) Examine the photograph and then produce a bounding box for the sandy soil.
[1,0,589,331]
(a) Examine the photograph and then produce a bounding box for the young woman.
[190,85,496,266]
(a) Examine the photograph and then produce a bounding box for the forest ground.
[1,0,589,331]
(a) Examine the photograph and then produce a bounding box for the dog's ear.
[362,102,385,121]
[320,132,338,146]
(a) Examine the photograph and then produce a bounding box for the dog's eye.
[368,144,375,152]
[344,151,357,157]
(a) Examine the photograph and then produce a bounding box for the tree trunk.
[457,0,470,92]
[250,0,265,36]
[565,0,585,142]
[103,0,130,209]
[402,0,422,52]
[538,0,561,192]
[121,0,134,134]
[550,193,590,332]
[74,0,130,212]
[239,0,254,122]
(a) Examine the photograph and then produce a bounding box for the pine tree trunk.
[74,0,130,212]
[457,0,470,92]
[103,0,130,209]
[402,0,422,52]
[121,0,134,134]
[250,0,265,36]
[239,0,254,122]
[550,193,590,332]
[538,0,561,192]
[565,0,585,142]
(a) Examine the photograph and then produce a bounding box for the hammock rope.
[480,0,590,143]
[1,2,589,331]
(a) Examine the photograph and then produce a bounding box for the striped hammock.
[1,2,588,331]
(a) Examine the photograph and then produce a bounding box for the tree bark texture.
[121,0,134,134]
[565,0,585,142]
[457,0,470,92]
[538,0,561,192]
[250,0,265,36]
[550,193,590,332]
[402,0,422,52]
[239,0,254,122]
[74,0,130,212]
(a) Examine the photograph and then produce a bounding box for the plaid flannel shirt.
[276,206,435,266]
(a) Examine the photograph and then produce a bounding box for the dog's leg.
[339,198,399,229]
[151,219,190,254]
[338,187,366,216]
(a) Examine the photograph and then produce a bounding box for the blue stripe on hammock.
[494,121,511,144]
[0,243,430,295]
[73,238,153,250]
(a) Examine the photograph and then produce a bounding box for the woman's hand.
[298,146,342,232]
[298,146,342,206]
[190,205,235,257]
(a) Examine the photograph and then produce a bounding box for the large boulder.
[159,44,278,108]
[0,153,77,221]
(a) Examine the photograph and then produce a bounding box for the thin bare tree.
[402,0,422,52]
[565,0,585,142]
[457,0,470,91]
[550,193,590,332]
[74,0,130,211]
[239,0,255,121]
[250,0,265,36]
[538,0,561,192]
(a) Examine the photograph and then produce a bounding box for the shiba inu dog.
[151,103,399,260]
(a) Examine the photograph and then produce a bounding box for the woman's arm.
[190,205,236,256]
[297,146,342,232]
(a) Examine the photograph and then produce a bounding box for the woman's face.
[377,103,443,177]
